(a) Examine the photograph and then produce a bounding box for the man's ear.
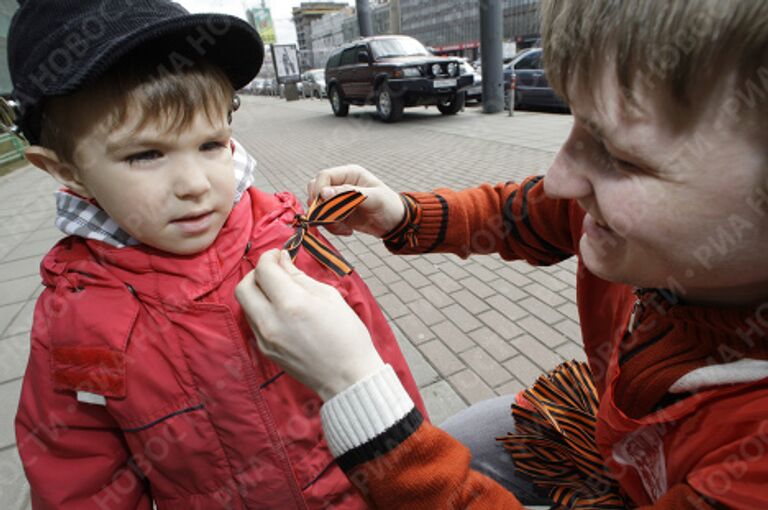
[24,146,93,198]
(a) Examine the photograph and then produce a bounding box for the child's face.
[544,70,768,306]
[71,109,236,255]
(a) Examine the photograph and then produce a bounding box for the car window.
[370,37,430,58]
[340,47,359,66]
[515,52,541,70]
[327,51,341,68]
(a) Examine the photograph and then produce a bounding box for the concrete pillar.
[390,0,401,34]
[480,0,504,113]
[357,0,374,37]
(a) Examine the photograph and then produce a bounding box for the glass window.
[515,51,542,70]
[340,47,358,66]
[327,51,342,68]
[370,37,430,59]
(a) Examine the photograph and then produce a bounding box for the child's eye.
[200,141,227,151]
[125,150,162,164]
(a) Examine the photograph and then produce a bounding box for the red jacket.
[15,188,426,510]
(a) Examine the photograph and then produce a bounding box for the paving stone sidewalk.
[0,96,581,508]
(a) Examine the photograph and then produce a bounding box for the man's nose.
[544,126,592,201]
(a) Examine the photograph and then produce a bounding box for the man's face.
[544,71,768,306]
[72,109,236,255]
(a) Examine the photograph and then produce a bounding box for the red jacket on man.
[15,187,426,510]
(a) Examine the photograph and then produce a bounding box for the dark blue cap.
[9,0,264,143]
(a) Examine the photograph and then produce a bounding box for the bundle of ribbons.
[498,361,631,509]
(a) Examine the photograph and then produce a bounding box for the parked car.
[503,48,568,111]
[460,60,482,103]
[325,35,473,122]
[302,69,327,98]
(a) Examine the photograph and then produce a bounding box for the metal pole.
[390,0,401,34]
[357,0,374,37]
[480,0,504,113]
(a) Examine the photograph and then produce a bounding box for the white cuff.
[320,364,414,458]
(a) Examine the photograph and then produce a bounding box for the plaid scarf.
[54,139,257,248]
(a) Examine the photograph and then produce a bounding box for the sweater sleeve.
[321,365,523,510]
[384,176,584,265]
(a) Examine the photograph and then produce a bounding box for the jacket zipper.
[232,305,307,510]
[627,288,648,335]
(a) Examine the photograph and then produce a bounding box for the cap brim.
[59,13,264,94]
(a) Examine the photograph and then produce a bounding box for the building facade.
[400,0,540,60]
[340,3,391,45]
[309,7,355,70]
[292,2,350,70]
[302,0,541,64]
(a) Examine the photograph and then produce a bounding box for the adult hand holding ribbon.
[283,190,367,277]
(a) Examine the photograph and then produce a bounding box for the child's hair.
[39,52,235,165]
[540,0,768,123]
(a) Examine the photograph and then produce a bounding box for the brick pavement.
[0,96,581,508]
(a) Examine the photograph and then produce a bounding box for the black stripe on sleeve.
[423,193,449,253]
[520,177,572,261]
[336,407,424,472]
[502,188,548,264]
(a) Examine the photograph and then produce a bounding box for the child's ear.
[24,146,93,198]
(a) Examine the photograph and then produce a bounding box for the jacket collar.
[53,138,256,248]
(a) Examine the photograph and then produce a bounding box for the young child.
[234,0,768,508]
[10,1,424,509]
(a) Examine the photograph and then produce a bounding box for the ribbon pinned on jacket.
[283,191,367,277]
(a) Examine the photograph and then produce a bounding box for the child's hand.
[307,165,405,238]
[235,249,385,401]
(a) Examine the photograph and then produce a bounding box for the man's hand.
[235,249,385,401]
[307,165,405,238]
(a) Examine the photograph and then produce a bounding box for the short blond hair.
[40,55,235,165]
[540,0,768,119]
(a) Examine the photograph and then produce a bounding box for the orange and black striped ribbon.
[283,191,367,277]
[382,193,421,249]
[498,361,630,509]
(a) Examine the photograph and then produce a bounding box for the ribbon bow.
[283,190,367,277]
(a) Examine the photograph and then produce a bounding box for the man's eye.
[602,147,641,173]
[126,150,162,164]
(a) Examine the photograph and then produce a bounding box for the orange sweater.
[319,177,768,509]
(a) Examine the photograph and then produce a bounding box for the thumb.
[320,184,365,201]
[278,250,327,291]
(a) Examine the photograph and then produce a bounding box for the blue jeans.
[440,394,553,506]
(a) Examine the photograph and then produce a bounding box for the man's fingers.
[253,249,304,307]
[278,250,329,293]
[306,178,316,204]
[323,223,354,236]
[310,165,376,200]
[319,184,361,200]
[235,270,275,334]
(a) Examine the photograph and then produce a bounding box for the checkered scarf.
[54,139,257,248]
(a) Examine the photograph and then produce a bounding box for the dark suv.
[325,35,473,122]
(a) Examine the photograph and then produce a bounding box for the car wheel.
[376,82,404,122]
[437,91,466,115]
[330,86,349,117]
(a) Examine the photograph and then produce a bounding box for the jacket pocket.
[116,403,233,501]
